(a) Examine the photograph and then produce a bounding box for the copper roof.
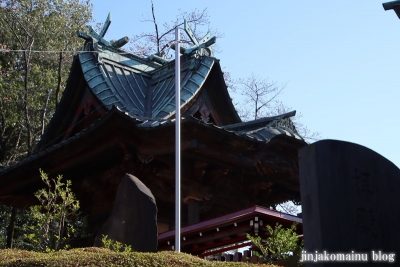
[79,48,215,119]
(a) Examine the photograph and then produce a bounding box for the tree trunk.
[41,89,52,136]
[6,207,18,248]
[55,51,63,108]
[22,49,33,156]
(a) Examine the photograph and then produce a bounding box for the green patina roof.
[78,13,217,120]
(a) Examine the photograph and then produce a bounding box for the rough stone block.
[94,173,157,252]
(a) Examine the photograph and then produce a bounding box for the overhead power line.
[0,49,99,53]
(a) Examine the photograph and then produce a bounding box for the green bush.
[25,170,87,251]
[0,248,281,267]
[247,223,303,265]
[101,234,132,253]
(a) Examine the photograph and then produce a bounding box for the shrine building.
[0,14,306,255]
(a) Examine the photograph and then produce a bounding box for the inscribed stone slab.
[299,140,400,266]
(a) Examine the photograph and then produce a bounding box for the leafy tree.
[0,207,38,250]
[25,170,87,251]
[0,205,12,248]
[0,0,92,166]
[247,222,303,266]
[0,0,92,248]
[0,26,26,167]
[0,170,87,251]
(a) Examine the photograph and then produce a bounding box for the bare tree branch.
[229,73,321,142]
[150,0,160,54]
[130,5,222,58]
[233,73,285,120]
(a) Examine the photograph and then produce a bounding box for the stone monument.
[299,140,400,266]
[94,173,158,252]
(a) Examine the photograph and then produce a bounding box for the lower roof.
[158,205,302,256]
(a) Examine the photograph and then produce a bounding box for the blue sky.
[90,0,400,168]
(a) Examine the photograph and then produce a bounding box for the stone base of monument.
[299,140,400,266]
[94,173,157,252]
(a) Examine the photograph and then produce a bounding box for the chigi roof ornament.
[182,20,216,57]
[153,19,217,62]
[169,20,216,57]
[77,13,129,50]
[77,13,216,61]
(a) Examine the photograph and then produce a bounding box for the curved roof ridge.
[221,110,296,131]
[151,56,216,119]
[79,37,217,120]
[219,110,304,142]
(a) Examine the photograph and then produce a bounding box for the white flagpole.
[174,27,181,252]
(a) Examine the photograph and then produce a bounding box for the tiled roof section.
[80,45,215,119]
[79,51,152,117]
[102,60,150,117]
[151,57,215,118]
[222,111,304,142]
[245,125,302,142]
